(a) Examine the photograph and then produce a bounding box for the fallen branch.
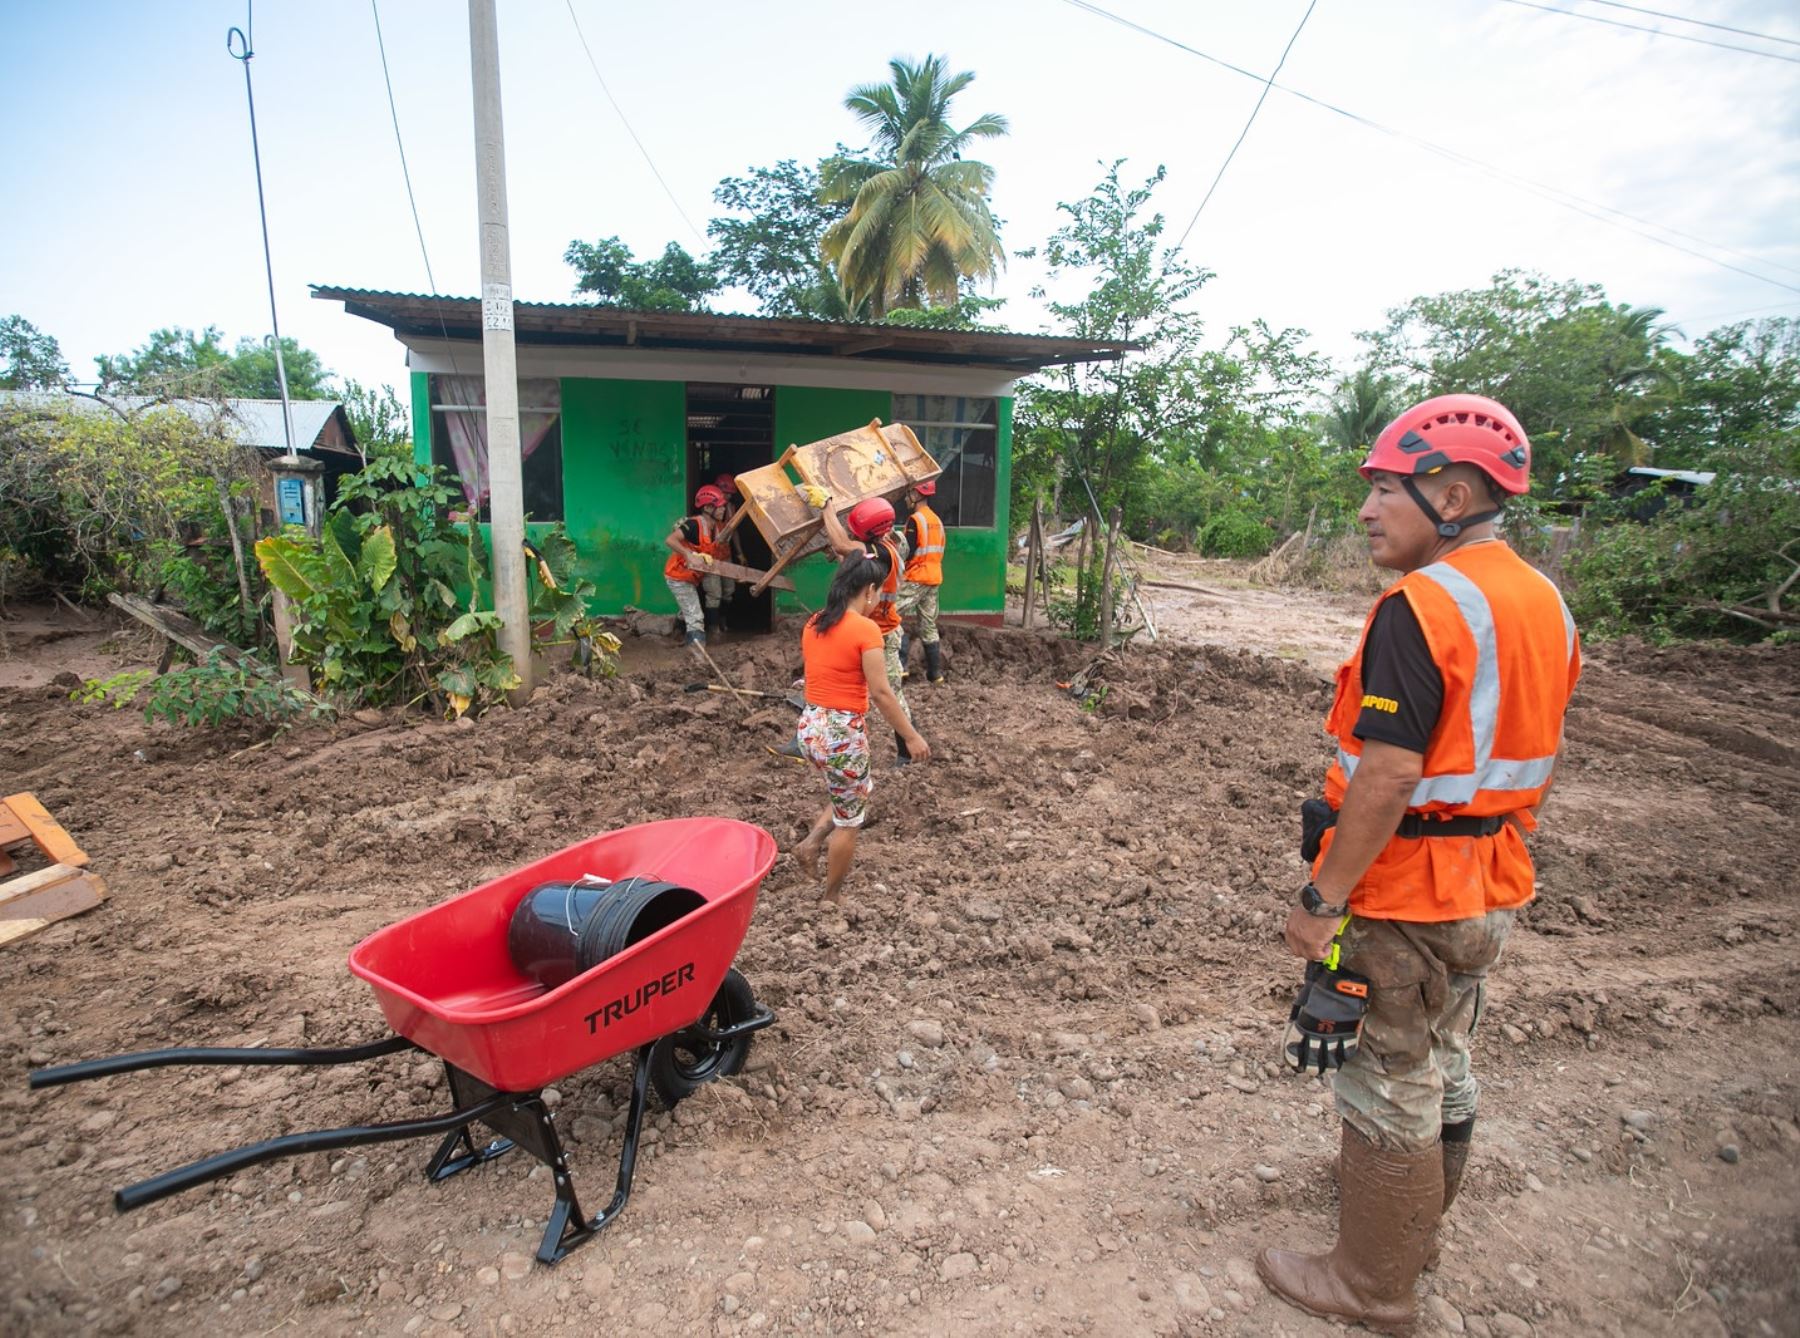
[1142,579,1230,599]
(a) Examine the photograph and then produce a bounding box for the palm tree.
[821,56,1008,319]
[1593,305,1678,466]
[1322,368,1401,453]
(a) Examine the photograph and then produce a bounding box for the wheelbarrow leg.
[538,1042,654,1264]
[426,1062,516,1182]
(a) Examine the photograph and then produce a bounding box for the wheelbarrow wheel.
[650,968,756,1107]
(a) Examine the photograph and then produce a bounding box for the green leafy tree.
[821,55,1008,318]
[1014,163,1212,518]
[0,315,70,389]
[563,236,719,311]
[709,158,857,319]
[1359,271,1674,484]
[1649,317,1800,471]
[95,326,333,400]
[337,379,410,464]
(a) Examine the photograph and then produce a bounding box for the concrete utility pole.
[468,0,533,703]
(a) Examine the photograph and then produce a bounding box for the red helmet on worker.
[846,497,895,540]
[910,479,936,497]
[1361,394,1531,496]
[694,484,727,510]
[714,473,739,497]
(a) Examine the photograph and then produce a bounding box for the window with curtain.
[429,375,564,522]
[892,394,998,528]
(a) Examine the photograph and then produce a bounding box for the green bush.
[142,651,324,728]
[256,448,519,717]
[1198,508,1274,558]
[1565,440,1800,641]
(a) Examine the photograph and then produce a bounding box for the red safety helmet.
[846,497,895,540]
[911,479,937,497]
[694,484,727,510]
[1361,394,1531,496]
[714,473,740,497]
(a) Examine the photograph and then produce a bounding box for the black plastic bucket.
[508,877,705,990]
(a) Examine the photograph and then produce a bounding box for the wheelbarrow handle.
[29,1035,415,1089]
[115,1092,513,1212]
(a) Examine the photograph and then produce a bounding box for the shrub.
[1565,440,1800,641]
[1198,508,1273,558]
[141,651,324,728]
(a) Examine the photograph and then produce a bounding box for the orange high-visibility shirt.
[663,515,726,585]
[869,534,903,634]
[904,504,945,586]
[1317,542,1582,922]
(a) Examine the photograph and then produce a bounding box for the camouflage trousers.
[881,629,911,722]
[1331,909,1516,1153]
[897,580,941,643]
[665,577,712,637]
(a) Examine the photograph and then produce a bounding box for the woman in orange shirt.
[793,550,930,902]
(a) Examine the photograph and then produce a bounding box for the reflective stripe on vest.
[872,535,903,630]
[1334,558,1567,808]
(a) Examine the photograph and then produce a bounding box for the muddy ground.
[1,587,1796,1338]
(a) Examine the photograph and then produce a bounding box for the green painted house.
[314,287,1128,630]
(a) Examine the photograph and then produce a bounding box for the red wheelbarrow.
[28,817,778,1265]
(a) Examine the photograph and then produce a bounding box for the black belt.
[1395,813,1508,838]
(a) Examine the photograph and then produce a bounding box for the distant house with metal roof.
[313,285,1136,629]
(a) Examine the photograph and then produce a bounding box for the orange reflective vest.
[663,515,726,585]
[1317,542,1582,922]
[870,534,903,634]
[904,505,945,586]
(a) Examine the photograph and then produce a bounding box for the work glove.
[799,484,831,510]
[1281,959,1372,1075]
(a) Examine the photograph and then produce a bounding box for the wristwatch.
[1300,882,1348,918]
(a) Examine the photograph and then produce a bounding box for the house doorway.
[686,382,776,633]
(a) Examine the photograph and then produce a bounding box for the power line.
[1495,0,1800,64]
[369,0,464,379]
[1573,0,1800,48]
[563,0,708,246]
[1174,0,1317,252]
[1060,0,1800,295]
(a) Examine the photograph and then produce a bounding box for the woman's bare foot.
[793,837,823,880]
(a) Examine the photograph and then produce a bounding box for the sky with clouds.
[2,0,1796,398]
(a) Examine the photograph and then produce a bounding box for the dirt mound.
[2,612,1796,1337]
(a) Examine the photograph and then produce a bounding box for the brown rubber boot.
[1424,1116,1475,1272]
[1257,1123,1443,1334]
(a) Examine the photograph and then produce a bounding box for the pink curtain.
[438,376,561,505]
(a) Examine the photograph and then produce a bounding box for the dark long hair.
[810,550,886,635]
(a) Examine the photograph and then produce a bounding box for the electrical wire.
[563,0,708,246]
[369,0,465,379]
[1173,0,1316,252]
[1572,0,1800,47]
[225,1,296,452]
[1495,0,1800,64]
[1060,0,1800,295]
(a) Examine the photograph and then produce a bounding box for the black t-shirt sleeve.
[1353,595,1443,753]
[678,517,699,545]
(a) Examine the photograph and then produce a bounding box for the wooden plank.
[0,862,85,907]
[0,802,29,848]
[685,556,796,592]
[106,593,252,666]
[0,870,108,948]
[2,793,86,868]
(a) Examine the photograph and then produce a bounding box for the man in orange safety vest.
[1259,394,1582,1332]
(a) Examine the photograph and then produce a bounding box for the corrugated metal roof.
[1,392,349,452]
[1626,466,1716,487]
[310,286,1140,371]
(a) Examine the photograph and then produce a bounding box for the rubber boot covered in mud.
[894,732,911,768]
[1257,1123,1441,1333]
[923,641,945,684]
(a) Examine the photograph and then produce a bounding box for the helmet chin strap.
[1403,475,1501,539]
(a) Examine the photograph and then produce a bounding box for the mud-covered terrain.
[2,601,1796,1337]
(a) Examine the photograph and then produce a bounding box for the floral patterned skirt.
[797,704,872,828]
